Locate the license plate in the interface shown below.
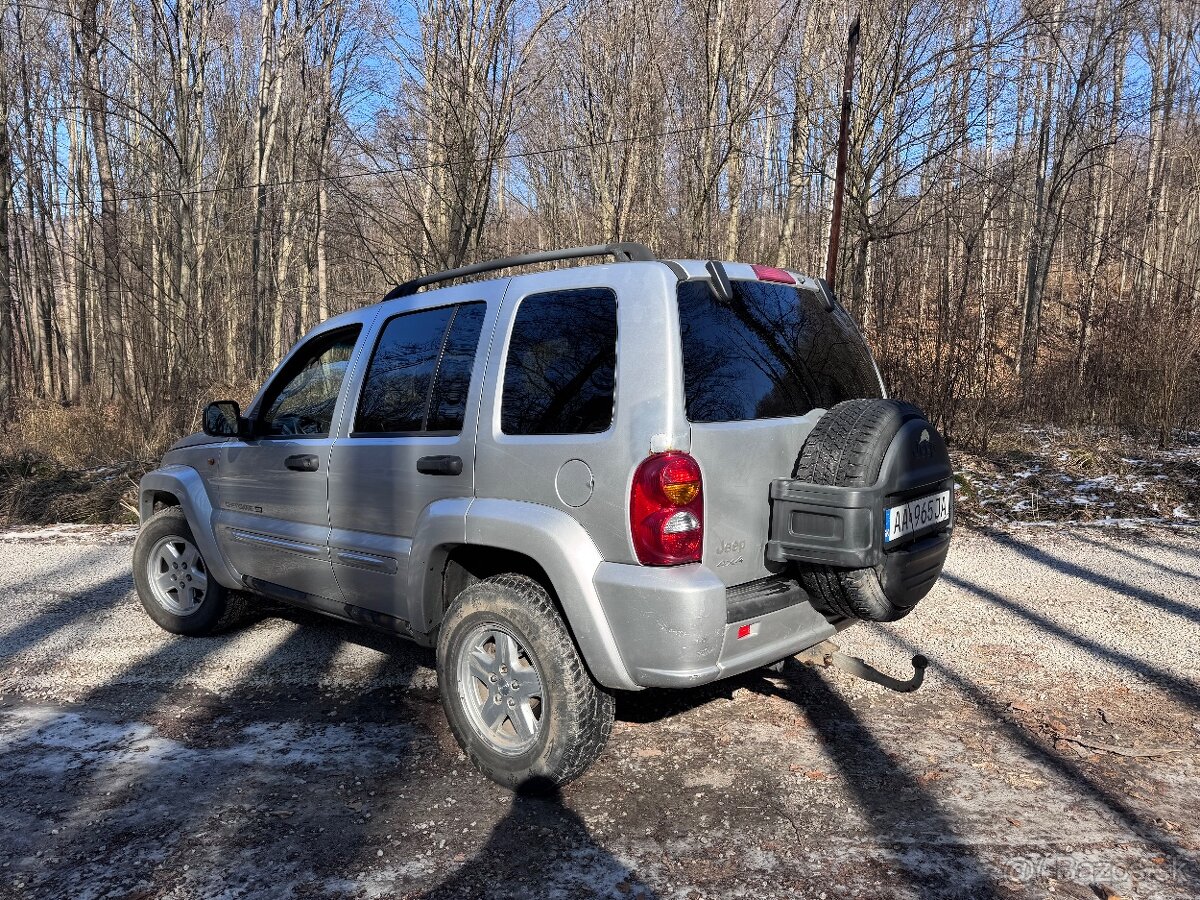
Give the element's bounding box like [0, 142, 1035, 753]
[884, 490, 951, 544]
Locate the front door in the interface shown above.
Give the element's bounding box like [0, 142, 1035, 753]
[211, 325, 362, 600]
[326, 292, 493, 625]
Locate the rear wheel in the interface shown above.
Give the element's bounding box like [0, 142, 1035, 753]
[133, 507, 243, 636]
[437, 574, 614, 791]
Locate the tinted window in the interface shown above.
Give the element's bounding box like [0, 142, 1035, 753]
[678, 280, 881, 423]
[428, 303, 487, 432]
[501, 288, 617, 435]
[261, 328, 360, 436]
[355, 302, 485, 434]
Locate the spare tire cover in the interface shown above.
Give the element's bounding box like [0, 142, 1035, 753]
[793, 398, 952, 623]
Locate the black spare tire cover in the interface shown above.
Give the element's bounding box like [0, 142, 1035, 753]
[792, 398, 953, 623]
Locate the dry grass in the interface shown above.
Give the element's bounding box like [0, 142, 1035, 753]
[15, 400, 194, 469]
[0, 385, 255, 527]
[3, 407, 1198, 530]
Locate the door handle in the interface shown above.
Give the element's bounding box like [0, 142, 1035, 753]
[416, 455, 463, 476]
[285, 454, 320, 472]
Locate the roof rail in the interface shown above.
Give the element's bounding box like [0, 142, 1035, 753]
[382, 242, 656, 300]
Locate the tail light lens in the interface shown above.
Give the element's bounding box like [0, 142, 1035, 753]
[630, 451, 704, 565]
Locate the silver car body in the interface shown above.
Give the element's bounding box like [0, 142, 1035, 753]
[141, 259, 875, 691]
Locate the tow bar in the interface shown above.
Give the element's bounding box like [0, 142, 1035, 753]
[794, 642, 928, 693]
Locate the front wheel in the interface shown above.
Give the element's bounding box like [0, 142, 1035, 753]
[436, 574, 614, 791]
[133, 507, 242, 636]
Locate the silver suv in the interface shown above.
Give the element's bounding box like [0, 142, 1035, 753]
[134, 243, 954, 789]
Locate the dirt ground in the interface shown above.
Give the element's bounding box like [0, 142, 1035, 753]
[0, 525, 1197, 899]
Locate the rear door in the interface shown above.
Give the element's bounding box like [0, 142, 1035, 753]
[211, 325, 363, 599]
[325, 286, 497, 623]
[676, 273, 884, 587]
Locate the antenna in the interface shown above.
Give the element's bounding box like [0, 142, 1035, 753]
[825, 15, 861, 288]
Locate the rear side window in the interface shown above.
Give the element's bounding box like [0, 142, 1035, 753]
[355, 302, 486, 435]
[428, 303, 487, 431]
[501, 288, 617, 435]
[677, 280, 882, 423]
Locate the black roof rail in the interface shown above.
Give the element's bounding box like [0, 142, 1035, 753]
[382, 242, 657, 301]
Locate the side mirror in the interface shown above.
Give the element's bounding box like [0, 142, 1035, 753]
[203, 400, 247, 438]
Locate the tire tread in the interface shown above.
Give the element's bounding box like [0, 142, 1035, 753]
[437, 574, 614, 789]
[793, 399, 924, 623]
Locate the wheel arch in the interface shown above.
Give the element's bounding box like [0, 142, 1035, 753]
[414, 498, 639, 691]
[138, 466, 240, 590]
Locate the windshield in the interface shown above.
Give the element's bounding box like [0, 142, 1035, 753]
[677, 279, 882, 424]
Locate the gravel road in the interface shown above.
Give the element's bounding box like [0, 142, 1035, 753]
[1, 525, 1198, 899]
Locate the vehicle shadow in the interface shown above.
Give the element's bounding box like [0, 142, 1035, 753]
[417, 783, 658, 900]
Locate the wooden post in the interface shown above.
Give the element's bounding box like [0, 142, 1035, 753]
[825, 16, 860, 287]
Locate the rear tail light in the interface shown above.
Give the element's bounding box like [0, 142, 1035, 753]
[630, 452, 704, 565]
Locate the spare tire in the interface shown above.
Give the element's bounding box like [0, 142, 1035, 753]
[790, 398, 952, 623]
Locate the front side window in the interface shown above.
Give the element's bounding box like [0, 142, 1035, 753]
[501, 288, 617, 435]
[355, 302, 486, 435]
[260, 327, 361, 436]
[677, 280, 882, 423]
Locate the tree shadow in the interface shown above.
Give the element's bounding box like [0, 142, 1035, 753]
[942, 572, 1200, 710]
[885, 633, 1200, 888]
[748, 661, 1005, 899]
[0, 598, 429, 897]
[1070, 531, 1200, 585]
[0, 571, 132, 663]
[986, 531, 1200, 626]
[418, 783, 658, 900]
[614, 661, 1003, 898]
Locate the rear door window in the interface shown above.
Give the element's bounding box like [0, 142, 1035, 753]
[677, 280, 881, 423]
[355, 302, 486, 435]
[501, 288, 617, 435]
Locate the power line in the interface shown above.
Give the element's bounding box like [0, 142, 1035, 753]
[41, 108, 829, 211]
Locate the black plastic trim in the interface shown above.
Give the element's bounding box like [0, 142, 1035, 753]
[704, 260, 734, 303]
[243, 576, 413, 636]
[725, 575, 809, 624]
[765, 418, 955, 569]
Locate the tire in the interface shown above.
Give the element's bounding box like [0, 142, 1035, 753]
[437, 574, 615, 791]
[133, 507, 244, 636]
[793, 399, 928, 623]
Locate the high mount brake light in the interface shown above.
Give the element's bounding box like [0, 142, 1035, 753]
[751, 264, 796, 284]
[630, 451, 704, 566]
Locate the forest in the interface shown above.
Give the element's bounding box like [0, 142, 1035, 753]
[0, 0, 1198, 467]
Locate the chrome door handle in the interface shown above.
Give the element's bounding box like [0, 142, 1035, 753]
[285, 454, 320, 472]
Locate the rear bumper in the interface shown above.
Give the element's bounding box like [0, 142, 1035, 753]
[593, 562, 844, 689]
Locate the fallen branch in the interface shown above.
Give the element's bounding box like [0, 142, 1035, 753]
[1057, 733, 1190, 758]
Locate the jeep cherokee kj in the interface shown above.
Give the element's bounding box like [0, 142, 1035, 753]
[134, 243, 954, 789]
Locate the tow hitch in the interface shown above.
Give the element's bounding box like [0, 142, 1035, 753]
[795, 642, 928, 693]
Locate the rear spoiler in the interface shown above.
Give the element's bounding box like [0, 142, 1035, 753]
[665, 259, 837, 312]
